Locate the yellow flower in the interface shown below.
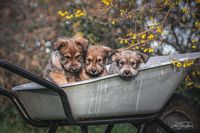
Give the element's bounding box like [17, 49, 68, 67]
[183, 62, 187, 68]
[191, 39, 197, 43]
[182, 60, 194, 68]
[187, 60, 194, 66]
[143, 48, 148, 53]
[149, 26, 155, 29]
[148, 48, 154, 53]
[182, 7, 189, 14]
[185, 75, 190, 80]
[132, 34, 137, 39]
[176, 62, 182, 67]
[124, 40, 128, 44]
[135, 46, 139, 50]
[74, 9, 86, 17]
[58, 10, 68, 17]
[150, 16, 154, 21]
[172, 59, 194, 68]
[156, 26, 162, 33]
[65, 14, 74, 20]
[147, 34, 154, 40]
[192, 45, 197, 49]
[187, 81, 193, 86]
[101, 0, 112, 6]
[120, 10, 125, 16]
[58, 9, 86, 20]
[140, 40, 145, 43]
[171, 60, 182, 67]
[163, 0, 170, 6]
[126, 32, 132, 36]
[141, 34, 146, 39]
[195, 21, 200, 29]
[119, 39, 124, 44]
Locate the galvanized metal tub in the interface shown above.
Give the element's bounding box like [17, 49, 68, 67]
[12, 52, 200, 120]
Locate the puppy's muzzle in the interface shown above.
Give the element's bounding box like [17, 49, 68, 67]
[70, 65, 80, 73]
[121, 69, 138, 80]
[122, 70, 132, 77]
[89, 68, 99, 76]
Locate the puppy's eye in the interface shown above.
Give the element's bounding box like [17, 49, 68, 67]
[64, 55, 71, 59]
[130, 62, 136, 66]
[119, 61, 124, 66]
[61, 57, 68, 64]
[75, 55, 81, 60]
[86, 59, 91, 63]
[97, 59, 103, 63]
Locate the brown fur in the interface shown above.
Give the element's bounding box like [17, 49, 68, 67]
[43, 37, 88, 85]
[109, 50, 148, 79]
[79, 45, 112, 80]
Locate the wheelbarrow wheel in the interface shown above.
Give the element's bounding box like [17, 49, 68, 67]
[145, 94, 200, 133]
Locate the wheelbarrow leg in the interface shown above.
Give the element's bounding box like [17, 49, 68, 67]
[137, 123, 147, 133]
[80, 126, 88, 133]
[104, 124, 114, 133]
[48, 122, 58, 133]
[155, 119, 175, 133]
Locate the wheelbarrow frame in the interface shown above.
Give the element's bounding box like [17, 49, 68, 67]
[0, 59, 198, 133]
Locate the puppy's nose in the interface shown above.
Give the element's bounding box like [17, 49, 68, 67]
[124, 70, 130, 75]
[91, 68, 97, 73]
[71, 66, 78, 72]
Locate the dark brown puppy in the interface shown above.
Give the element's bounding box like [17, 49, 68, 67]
[79, 45, 112, 80]
[43, 37, 88, 84]
[109, 50, 148, 79]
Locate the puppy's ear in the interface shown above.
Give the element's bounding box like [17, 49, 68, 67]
[75, 38, 89, 52]
[136, 51, 149, 63]
[102, 46, 112, 53]
[111, 51, 121, 62]
[50, 51, 63, 70]
[54, 39, 67, 50]
[102, 46, 113, 64]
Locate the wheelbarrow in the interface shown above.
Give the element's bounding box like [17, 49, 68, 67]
[0, 52, 200, 133]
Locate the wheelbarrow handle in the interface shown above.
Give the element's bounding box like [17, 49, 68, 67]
[0, 59, 62, 92]
[0, 86, 51, 127]
[0, 59, 75, 124]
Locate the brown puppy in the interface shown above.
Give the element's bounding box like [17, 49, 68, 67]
[43, 37, 88, 84]
[79, 45, 112, 80]
[109, 50, 148, 79]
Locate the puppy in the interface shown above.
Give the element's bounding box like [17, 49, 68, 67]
[109, 50, 148, 79]
[43, 37, 88, 84]
[79, 45, 112, 80]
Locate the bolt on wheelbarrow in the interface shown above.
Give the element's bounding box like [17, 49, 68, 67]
[0, 52, 200, 133]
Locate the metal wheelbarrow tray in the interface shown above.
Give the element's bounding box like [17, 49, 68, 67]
[0, 52, 200, 133]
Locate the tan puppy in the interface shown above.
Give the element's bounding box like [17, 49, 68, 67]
[79, 45, 112, 80]
[109, 50, 148, 79]
[43, 37, 88, 84]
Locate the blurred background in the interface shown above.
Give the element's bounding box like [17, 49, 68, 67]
[0, 0, 199, 132]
